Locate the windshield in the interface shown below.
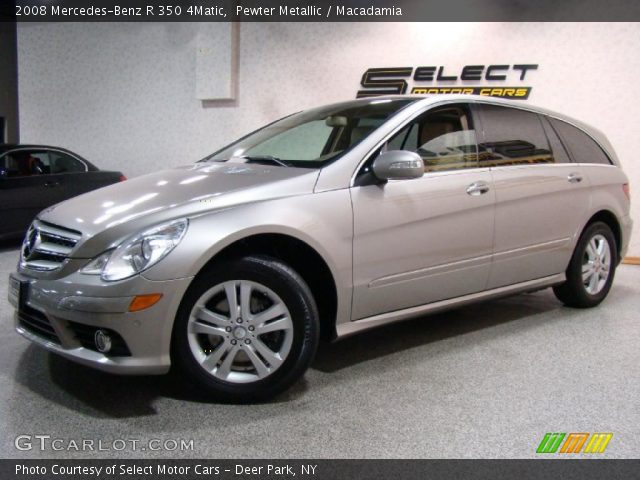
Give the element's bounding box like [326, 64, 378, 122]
[202, 98, 416, 168]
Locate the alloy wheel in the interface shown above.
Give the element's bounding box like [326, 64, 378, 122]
[582, 233, 611, 295]
[187, 280, 294, 383]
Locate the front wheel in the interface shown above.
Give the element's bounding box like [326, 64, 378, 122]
[553, 222, 618, 308]
[172, 255, 319, 403]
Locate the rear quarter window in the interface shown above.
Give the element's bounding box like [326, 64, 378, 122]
[549, 118, 612, 165]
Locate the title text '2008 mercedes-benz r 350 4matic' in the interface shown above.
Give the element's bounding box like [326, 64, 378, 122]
[9, 96, 632, 402]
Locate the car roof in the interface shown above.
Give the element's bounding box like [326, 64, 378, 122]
[0, 144, 79, 153]
[304, 96, 419, 112]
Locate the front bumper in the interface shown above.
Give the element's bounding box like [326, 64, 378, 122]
[9, 269, 193, 375]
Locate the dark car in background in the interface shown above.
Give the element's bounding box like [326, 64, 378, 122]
[0, 145, 125, 240]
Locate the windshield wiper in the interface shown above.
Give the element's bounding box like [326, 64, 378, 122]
[240, 155, 290, 167]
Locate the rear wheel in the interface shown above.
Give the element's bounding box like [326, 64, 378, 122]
[553, 222, 617, 308]
[172, 255, 319, 403]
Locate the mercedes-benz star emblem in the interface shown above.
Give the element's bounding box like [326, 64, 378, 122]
[22, 228, 40, 261]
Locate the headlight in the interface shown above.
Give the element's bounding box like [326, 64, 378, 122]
[81, 219, 188, 281]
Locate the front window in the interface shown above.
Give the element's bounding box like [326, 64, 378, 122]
[0, 150, 50, 177]
[385, 104, 479, 172]
[202, 99, 416, 168]
[356, 104, 479, 181]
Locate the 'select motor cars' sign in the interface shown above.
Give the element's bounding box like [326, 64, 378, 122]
[356, 64, 538, 99]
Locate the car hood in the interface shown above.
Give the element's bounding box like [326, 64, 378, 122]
[38, 162, 320, 258]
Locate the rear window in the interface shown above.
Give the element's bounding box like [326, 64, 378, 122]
[549, 118, 612, 165]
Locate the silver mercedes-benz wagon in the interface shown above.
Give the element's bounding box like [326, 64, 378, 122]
[9, 95, 632, 401]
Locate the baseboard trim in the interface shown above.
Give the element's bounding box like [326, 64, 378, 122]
[623, 256, 640, 265]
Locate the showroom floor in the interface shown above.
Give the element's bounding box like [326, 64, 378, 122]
[1, 243, 638, 459]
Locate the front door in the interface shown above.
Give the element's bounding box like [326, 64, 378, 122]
[350, 104, 495, 320]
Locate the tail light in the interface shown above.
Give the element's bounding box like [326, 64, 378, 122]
[623, 183, 630, 201]
[119, 175, 127, 182]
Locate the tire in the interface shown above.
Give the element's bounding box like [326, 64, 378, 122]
[553, 221, 618, 308]
[171, 255, 319, 403]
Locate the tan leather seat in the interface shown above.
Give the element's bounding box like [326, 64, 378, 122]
[419, 121, 455, 147]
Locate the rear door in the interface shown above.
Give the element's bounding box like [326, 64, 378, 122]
[350, 103, 495, 320]
[46, 149, 95, 198]
[475, 104, 591, 288]
[48, 149, 123, 199]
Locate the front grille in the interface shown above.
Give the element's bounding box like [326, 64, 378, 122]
[18, 305, 60, 344]
[21, 220, 82, 271]
[67, 321, 132, 357]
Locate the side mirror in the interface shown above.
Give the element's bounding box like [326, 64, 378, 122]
[372, 150, 424, 181]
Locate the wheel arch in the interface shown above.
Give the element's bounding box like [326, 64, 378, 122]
[191, 233, 339, 341]
[583, 210, 622, 263]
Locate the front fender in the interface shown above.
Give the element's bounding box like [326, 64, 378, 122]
[142, 189, 354, 325]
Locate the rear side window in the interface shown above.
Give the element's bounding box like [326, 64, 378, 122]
[476, 104, 554, 166]
[49, 151, 86, 173]
[548, 118, 612, 165]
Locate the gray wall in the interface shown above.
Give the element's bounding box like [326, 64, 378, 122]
[0, 22, 19, 143]
[16, 22, 640, 255]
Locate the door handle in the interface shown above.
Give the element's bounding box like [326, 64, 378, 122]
[44, 181, 60, 188]
[466, 181, 490, 196]
[567, 173, 583, 183]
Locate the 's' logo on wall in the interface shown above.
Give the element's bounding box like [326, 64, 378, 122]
[536, 432, 613, 454]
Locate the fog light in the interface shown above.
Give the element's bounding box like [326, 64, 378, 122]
[94, 330, 112, 353]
